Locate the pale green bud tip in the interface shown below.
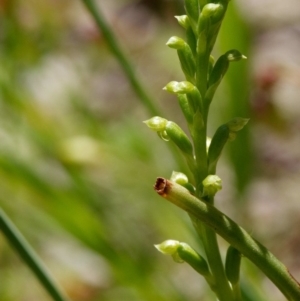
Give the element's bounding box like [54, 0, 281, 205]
[174, 15, 189, 29]
[226, 50, 247, 62]
[203, 175, 222, 197]
[154, 240, 180, 255]
[166, 36, 186, 49]
[227, 118, 249, 132]
[202, 3, 222, 17]
[170, 171, 189, 185]
[163, 81, 195, 94]
[143, 116, 168, 132]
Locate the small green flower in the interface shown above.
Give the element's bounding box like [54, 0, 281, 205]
[174, 15, 190, 29]
[163, 81, 195, 94]
[227, 50, 247, 62]
[201, 3, 224, 23]
[202, 175, 222, 197]
[154, 240, 180, 255]
[170, 171, 189, 186]
[166, 36, 186, 50]
[143, 116, 168, 132]
[227, 117, 249, 132]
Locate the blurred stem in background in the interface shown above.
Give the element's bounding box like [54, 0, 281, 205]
[81, 0, 188, 174]
[0, 208, 71, 301]
[81, 0, 160, 117]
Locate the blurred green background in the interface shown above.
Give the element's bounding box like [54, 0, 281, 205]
[1, 1, 300, 300]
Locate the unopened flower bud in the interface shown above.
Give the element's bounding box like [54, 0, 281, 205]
[166, 36, 186, 50]
[227, 50, 247, 62]
[177, 94, 193, 127]
[227, 118, 249, 132]
[154, 240, 180, 255]
[143, 116, 168, 132]
[174, 15, 190, 29]
[170, 171, 189, 186]
[163, 81, 195, 94]
[201, 3, 223, 22]
[202, 175, 222, 197]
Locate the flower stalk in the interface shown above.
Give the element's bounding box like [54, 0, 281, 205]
[154, 178, 300, 301]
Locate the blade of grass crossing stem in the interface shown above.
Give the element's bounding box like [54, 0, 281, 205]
[81, 0, 188, 173]
[81, 0, 160, 117]
[0, 208, 71, 301]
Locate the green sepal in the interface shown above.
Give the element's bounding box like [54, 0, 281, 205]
[177, 94, 193, 128]
[205, 49, 246, 105]
[186, 85, 202, 113]
[208, 49, 246, 87]
[186, 26, 197, 56]
[208, 118, 249, 174]
[166, 37, 196, 83]
[177, 47, 196, 83]
[177, 242, 211, 277]
[225, 246, 242, 286]
[184, 0, 199, 34]
[207, 124, 230, 174]
[165, 121, 194, 157]
[164, 81, 202, 113]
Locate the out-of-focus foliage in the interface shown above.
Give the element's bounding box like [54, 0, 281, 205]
[0, 1, 300, 301]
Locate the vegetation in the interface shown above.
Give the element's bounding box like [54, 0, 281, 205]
[0, 1, 299, 301]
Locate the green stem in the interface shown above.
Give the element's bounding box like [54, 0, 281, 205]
[154, 179, 300, 301]
[202, 225, 233, 300]
[81, 0, 160, 117]
[0, 208, 71, 301]
[191, 201, 233, 301]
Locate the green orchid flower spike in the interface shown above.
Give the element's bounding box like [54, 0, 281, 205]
[142, 0, 300, 300]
